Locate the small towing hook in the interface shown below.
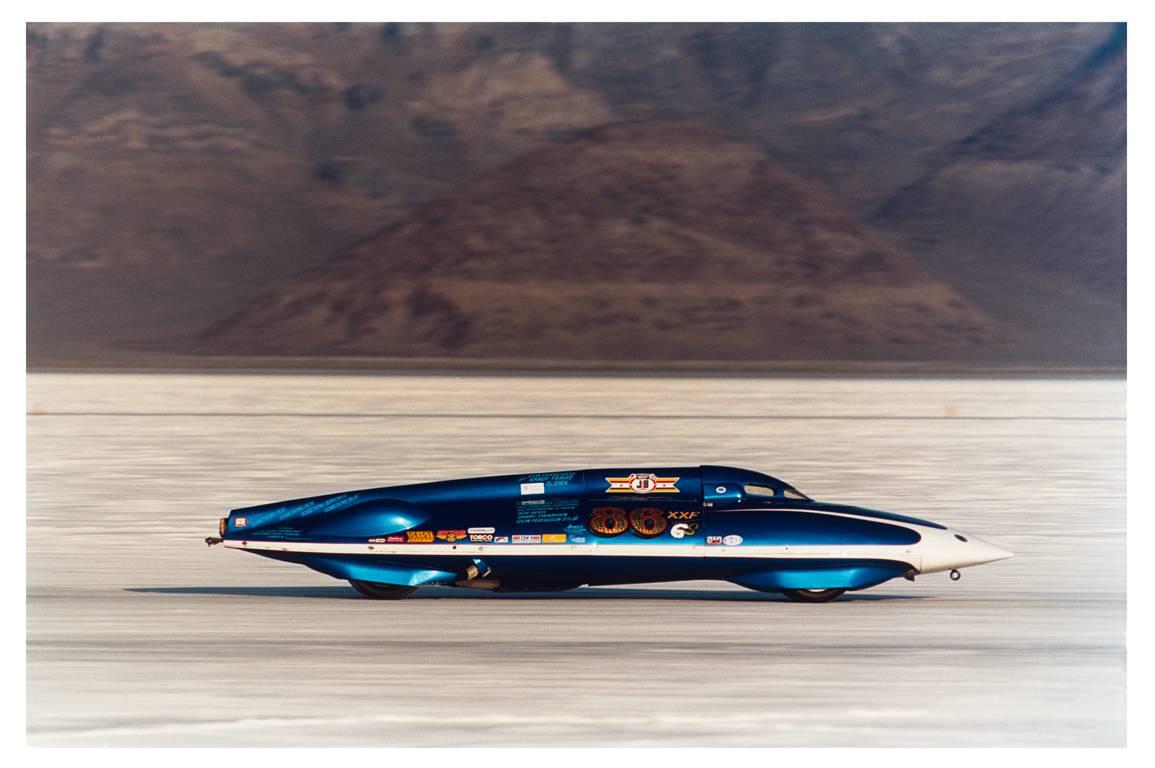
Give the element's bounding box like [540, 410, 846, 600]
[205, 537, 223, 547]
[949, 568, 961, 581]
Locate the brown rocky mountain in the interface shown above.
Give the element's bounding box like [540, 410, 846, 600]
[203, 122, 995, 362]
[873, 25, 1126, 365]
[26, 22, 1124, 368]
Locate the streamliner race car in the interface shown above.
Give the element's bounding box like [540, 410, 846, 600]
[206, 465, 1012, 602]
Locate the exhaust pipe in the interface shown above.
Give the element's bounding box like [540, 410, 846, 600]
[455, 557, 499, 589]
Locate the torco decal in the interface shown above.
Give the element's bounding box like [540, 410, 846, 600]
[469, 533, 494, 543]
[589, 507, 669, 539]
[670, 522, 699, 539]
[606, 473, 680, 494]
[407, 530, 434, 543]
[542, 533, 566, 544]
[437, 530, 467, 542]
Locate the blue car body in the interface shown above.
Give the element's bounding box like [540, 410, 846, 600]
[212, 465, 1012, 601]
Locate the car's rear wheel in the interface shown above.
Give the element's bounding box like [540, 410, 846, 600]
[348, 579, 417, 600]
[781, 588, 846, 603]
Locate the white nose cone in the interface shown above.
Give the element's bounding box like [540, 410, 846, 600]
[919, 529, 1014, 574]
[963, 536, 1015, 566]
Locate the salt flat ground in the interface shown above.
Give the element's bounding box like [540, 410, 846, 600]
[26, 373, 1125, 746]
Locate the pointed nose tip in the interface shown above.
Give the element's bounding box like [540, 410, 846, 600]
[989, 545, 1014, 562]
[973, 539, 1015, 565]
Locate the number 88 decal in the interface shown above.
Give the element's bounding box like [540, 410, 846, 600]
[589, 507, 628, 536]
[589, 507, 668, 538]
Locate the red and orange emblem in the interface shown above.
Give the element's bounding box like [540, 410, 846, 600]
[605, 473, 679, 494]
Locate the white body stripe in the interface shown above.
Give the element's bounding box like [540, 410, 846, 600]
[223, 538, 921, 567]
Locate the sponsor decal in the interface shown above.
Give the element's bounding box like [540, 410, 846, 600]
[715, 486, 727, 494]
[667, 510, 700, 521]
[244, 493, 359, 532]
[493, 536, 510, 544]
[670, 522, 699, 539]
[589, 506, 668, 538]
[516, 498, 579, 525]
[518, 472, 577, 488]
[520, 481, 546, 495]
[722, 534, 744, 546]
[386, 535, 406, 544]
[234, 517, 247, 528]
[606, 473, 680, 494]
[512, 534, 541, 544]
[407, 530, 434, 543]
[469, 533, 494, 543]
[542, 533, 566, 544]
[437, 530, 467, 542]
[368, 538, 387, 544]
[468, 527, 495, 535]
[706, 536, 723, 545]
[570, 536, 588, 544]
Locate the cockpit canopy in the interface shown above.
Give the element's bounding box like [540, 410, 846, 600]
[744, 483, 812, 501]
[700, 465, 811, 504]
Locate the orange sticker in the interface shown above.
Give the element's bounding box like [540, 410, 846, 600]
[630, 507, 668, 538]
[590, 507, 629, 536]
[667, 510, 699, 520]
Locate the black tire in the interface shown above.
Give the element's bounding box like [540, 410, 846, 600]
[348, 579, 417, 600]
[781, 588, 847, 603]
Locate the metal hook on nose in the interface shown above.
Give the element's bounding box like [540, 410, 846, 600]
[949, 569, 961, 581]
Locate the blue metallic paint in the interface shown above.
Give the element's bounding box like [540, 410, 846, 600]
[221, 466, 938, 595]
[729, 561, 911, 592]
[292, 554, 458, 587]
[703, 510, 921, 546]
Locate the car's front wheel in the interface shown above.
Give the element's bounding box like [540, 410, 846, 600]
[781, 588, 846, 603]
[348, 579, 417, 600]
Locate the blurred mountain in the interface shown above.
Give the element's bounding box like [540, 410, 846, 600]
[203, 122, 995, 361]
[26, 22, 1125, 368]
[871, 27, 1126, 366]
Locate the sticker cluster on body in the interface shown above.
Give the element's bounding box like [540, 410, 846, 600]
[362, 506, 738, 546]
